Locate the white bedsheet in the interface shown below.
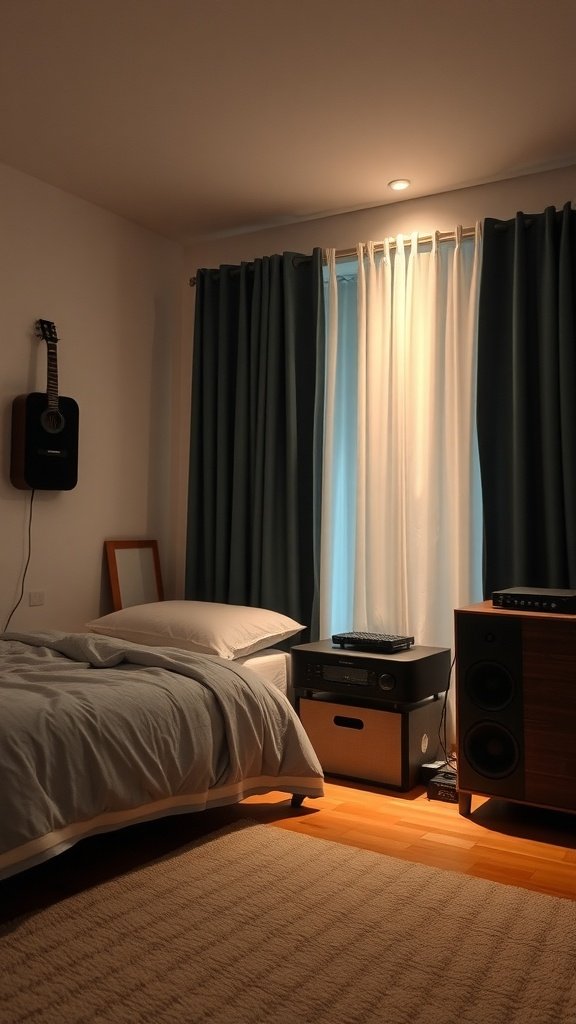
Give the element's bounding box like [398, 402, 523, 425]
[236, 648, 291, 697]
[0, 631, 323, 879]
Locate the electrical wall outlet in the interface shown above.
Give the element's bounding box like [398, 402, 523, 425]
[28, 591, 45, 607]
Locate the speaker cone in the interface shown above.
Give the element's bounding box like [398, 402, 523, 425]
[463, 722, 520, 779]
[465, 661, 515, 711]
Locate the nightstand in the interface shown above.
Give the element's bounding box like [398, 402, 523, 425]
[291, 640, 451, 791]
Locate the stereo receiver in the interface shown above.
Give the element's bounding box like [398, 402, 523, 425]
[291, 640, 451, 706]
[492, 587, 576, 614]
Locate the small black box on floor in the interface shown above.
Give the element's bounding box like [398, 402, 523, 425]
[427, 769, 458, 803]
[420, 760, 449, 784]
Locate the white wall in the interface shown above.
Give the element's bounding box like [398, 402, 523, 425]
[0, 162, 185, 632]
[185, 165, 576, 269]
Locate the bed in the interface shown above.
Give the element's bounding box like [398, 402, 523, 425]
[0, 601, 324, 881]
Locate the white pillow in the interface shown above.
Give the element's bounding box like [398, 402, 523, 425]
[85, 600, 304, 660]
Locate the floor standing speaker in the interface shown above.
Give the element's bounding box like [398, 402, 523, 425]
[455, 602, 576, 816]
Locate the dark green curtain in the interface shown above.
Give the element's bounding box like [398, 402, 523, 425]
[185, 249, 325, 641]
[477, 203, 576, 596]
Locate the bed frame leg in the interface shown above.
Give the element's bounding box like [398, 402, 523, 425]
[291, 794, 305, 808]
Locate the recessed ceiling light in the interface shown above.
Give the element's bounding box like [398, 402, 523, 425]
[388, 179, 411, 191]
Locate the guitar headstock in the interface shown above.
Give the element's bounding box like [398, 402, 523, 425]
[35, 319, 59, 344]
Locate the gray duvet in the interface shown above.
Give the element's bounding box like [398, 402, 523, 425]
[0, 631, 324, 879]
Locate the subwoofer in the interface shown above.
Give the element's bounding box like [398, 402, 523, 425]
[455, 603, 576, 816]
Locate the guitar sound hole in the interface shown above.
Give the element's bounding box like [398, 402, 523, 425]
[41, 408, 65, 434]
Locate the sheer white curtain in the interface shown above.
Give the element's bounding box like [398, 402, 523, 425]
[321, 226, 483, 664]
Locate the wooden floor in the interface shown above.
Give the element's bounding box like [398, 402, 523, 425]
[2, 776, 575, 924]
[234, 777, 576, 901]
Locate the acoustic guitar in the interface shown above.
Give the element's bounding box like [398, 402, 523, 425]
[10, 319, 79, 490]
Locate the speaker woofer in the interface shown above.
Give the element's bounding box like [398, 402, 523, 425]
[465, 661, 515, 711]
[463, 722, 520, 779]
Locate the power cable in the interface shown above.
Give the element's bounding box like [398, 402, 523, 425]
[3, 489, 36, 632]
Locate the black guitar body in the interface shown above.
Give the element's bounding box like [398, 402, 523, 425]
[11, 391, 79, 490]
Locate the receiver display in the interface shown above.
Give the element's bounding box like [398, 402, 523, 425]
[323, 665, 369, 684]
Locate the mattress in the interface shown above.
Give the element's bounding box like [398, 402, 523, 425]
[236, 648, 292, 698]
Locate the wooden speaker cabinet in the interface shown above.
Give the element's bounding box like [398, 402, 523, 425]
[455, 601, 576, 816]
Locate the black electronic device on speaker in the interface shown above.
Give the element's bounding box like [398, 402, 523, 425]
[455, 602, 576, 817]
[10, 319, 79, 491]
[492, 586, 576, 614]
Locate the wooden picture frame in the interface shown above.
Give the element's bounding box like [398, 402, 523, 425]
[104, 539, 164, 611]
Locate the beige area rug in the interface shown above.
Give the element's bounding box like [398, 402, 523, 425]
[1, 821, 576, 1024]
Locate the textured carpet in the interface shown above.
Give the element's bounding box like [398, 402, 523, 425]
[1, 821, 576, 1024]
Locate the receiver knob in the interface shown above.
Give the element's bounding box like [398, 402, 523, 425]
[378, 673, 395, 692]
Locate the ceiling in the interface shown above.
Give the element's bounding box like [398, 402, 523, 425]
[1, 0, 576, 245]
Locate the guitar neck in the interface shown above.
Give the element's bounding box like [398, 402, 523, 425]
[45, 340, 59, 409]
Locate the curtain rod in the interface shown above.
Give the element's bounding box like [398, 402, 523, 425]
[332, 225, 476, 262]
[188, 226, 477, 285]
